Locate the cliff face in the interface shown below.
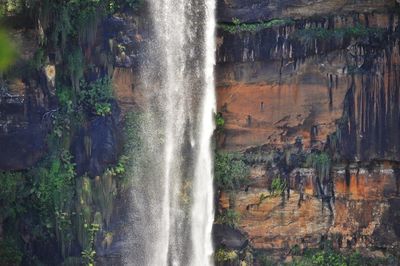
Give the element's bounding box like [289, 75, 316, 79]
[214, 0, 400, 263]
[1, 0, 400, 265]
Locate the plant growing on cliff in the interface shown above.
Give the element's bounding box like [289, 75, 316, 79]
[270, 177, 286, 196]
[215, 112, 225, 132]
[214, 152, 250, 190]
[290, 24, 386, 46]
[215, 248, 239, 264]
[306, 152, 331, 180]
[66, 48, 84, 90]
[81, 223, 100, 266]
[79, 77, 113, 116]
[215, 209, 241, 228]
[0, 237, 23, 266]
[94, 102, 112, 116]
[0, 171, 26, 223]
[219, 18, 294, 34]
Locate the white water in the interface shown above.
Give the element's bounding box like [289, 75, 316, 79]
[124, 0, 216, 265]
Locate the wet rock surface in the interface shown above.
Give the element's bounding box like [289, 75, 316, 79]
[0, 0, 400, 264]
[215, 0, 400, 262]
[72, 101, 121, 177]
[217, 0, 393, 22]
[218, 167, 400, 253]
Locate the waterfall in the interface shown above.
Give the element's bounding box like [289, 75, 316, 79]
[124, 0, 216, 265]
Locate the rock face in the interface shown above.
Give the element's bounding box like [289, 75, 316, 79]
[1, 1, 400, 264]
[216, 10, 399, 154]
[217, 0, 393, 22]
[220, 167, 400, 252]
[0, 29, 51, 170]
[215, 0, 400, 261]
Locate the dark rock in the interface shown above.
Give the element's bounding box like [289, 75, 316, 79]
[0, 80, 51, 170]
[72, 101, 121, 177]
[0, 126, 46, 170]
[216, 0, 393, 22]
[213, 224, 249, 250]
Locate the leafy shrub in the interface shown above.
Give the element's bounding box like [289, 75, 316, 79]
[94, 102, 112, 116]
[289, 246, 399, 266]
[215, 152, 250, 190]
[311, 250, 346, 266]
[79, 78, 113, 116]
[215, 248, 239, 264]
[57, 85, 74, 110]
[34, 151, 75, 218]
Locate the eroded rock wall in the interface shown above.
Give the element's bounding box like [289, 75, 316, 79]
[215, 0, 400, 262]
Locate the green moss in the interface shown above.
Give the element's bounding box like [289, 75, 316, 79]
[0, 30, 17, 71]
[219, 18, 295, 34]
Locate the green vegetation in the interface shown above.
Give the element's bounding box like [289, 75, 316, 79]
[0, 238, 23, 266]
[291, 24, 386, 45]
[81, 223, 100, 266]
[255, 244, 399, 266]
[0, 0, 25, 15]
[215, 209, 241, 228]
[0, 1, 144, 264]
[66, 48, 84, 90]
[30, 48, 46, 71]
[214, 152, 250, 190]
[0, 151, 77, 263]
[79, 78, 113, 116]
[306, 152, 331, 180]
[215, 248, 239, 264]
[215, 112, 225, 132]
[0, 30, 16, 71]
[219, 18, 294, 34]
[259, 255, 275, 266]
[0, 171, 26, 224]
[271, 177, 286, 196]
[289, 249, 397, 266]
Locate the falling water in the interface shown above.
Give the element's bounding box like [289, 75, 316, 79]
[124, 0, 216, 265]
